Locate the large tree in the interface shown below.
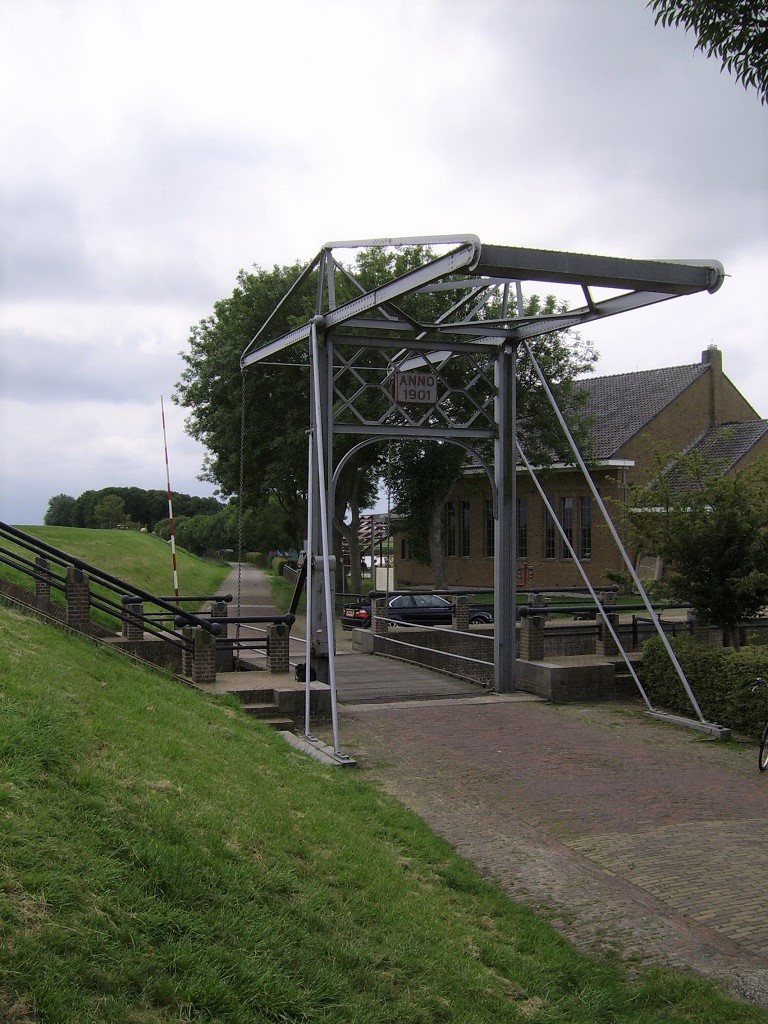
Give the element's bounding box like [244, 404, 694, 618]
[385, 293, 598, 588]
[648, 0, 768, 103]
[43, 493, 76, 526]
[627, 447, 768, 644]
[175, 262, 380, 589]
[176, 262, 314, 538]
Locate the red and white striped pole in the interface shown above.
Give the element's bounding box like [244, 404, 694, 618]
[160, 396, 180, 600]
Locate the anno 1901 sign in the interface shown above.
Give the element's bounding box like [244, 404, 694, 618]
[393, 370, 438, 405]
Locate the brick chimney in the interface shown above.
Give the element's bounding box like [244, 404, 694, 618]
[701, 345, 723, 426]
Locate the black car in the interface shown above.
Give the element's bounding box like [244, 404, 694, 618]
[341, 592, 493, 629]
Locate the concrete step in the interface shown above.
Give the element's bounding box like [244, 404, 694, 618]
[239, 701, 295, 731]
[225, 688, 279, 704]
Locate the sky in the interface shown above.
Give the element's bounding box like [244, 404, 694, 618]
[1, 0, 766, 525]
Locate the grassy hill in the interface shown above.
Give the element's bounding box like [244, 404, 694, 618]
[0, 603, 763, 1023]
[5, 526, 230, 598]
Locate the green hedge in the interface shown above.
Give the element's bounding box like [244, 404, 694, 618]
[642, 635, 768, 737]
[243, 551, 270, 569]
[270, 556, 294, 577]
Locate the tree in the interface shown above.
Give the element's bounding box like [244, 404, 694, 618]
[175, 262, 382, 583]
[44, 493, 76, 526]
[58, 487, 223, 532]
[648, 0, 768, 103]
[176, 263, 316, 540]
[93, 495, 132, 530]
[627, 448, 768, 644]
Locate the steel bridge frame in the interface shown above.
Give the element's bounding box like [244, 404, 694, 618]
[241, 235, 724, 753]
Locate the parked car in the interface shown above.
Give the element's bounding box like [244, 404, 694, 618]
[341, 592, 493, 630]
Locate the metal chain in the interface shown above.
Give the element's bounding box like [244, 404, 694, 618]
[235, 372, 247, 650]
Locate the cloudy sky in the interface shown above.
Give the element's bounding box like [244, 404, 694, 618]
[1, 0, 766, 525]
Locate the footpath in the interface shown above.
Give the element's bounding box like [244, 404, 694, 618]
[222, 564, 768, 1010]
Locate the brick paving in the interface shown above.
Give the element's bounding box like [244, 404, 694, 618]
[333, 697, 768, 1009]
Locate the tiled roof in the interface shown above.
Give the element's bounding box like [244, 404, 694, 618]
[574, 362, 708, 459]
[678, 421, 768, 475]
[464, 358, 767, 475]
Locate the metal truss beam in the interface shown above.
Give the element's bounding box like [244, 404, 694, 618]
[472, 245, 724, 296]
[241, 240, 479, 367]
[333, 423, 497, 439]
[240, 238, 724, 369]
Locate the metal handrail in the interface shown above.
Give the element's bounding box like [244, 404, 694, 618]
[0, 522, 219, 635]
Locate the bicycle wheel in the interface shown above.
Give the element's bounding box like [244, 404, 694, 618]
[759, 723, 768, 772]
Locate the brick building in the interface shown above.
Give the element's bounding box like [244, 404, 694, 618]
[393, 346, 768, 590]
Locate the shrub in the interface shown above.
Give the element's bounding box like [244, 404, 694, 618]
[244, 551, 269, 568]
[642, 635, 768, 736]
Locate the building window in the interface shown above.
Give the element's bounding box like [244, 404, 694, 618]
[400, 536, 411, 561]
[516, 497, 528, 559]
[561, 497, 573, 558]
[580, 495, 592, 559]
[444, 501, 456, 557]
[460, 500, 471, 557]
[544, 502, 556, 559]
[484, 499, 494, 557]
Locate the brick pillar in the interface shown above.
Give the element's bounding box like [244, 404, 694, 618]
[453, 595, 470, 632]
[266, 623, 290, 673]
[372, 597, 388, 636]
[687, 610, 712, 644]
[65, 566, 90, 631]
[191, 626, 217, 685]
[211, 600, 233, 671]
[181, 626, 195, 678]
[597, 593, 619, 656]
[34, 557, 52, 612]
[122, 601, 144, 640]
[519, 593, 546, 661]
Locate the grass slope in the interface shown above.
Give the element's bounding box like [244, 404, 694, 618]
[1, 605, 764, 1023]
[10, 526, 230, 599]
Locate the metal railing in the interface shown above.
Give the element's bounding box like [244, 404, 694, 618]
[0, 522, 300, 673]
